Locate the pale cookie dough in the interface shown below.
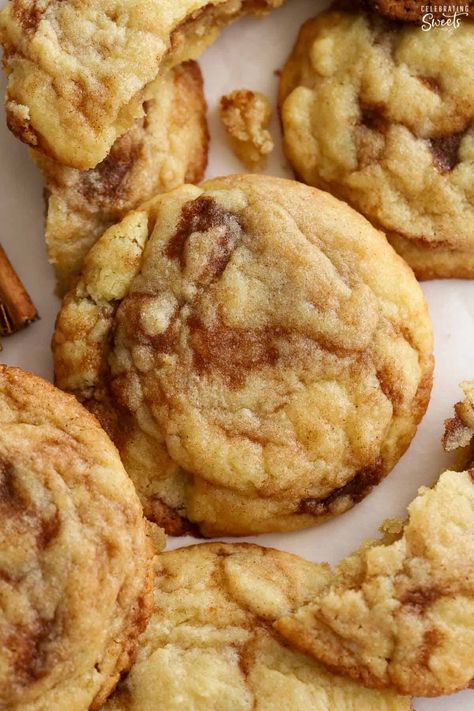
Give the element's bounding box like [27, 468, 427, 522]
[102, 543, 412, 711]
[0, 365, 158, 711]
[275, 469, 474, 697]
[279, 9, 474, 279]
[53, 174, 433, 536]
[220, 90, 274, 170]
[33, 61, 208, 294]
[0, 0, 285, 169]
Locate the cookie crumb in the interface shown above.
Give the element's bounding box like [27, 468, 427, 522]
[219, 90, 274, 170]
[443, 381, 474, 469]
[145, 521, 167, 553]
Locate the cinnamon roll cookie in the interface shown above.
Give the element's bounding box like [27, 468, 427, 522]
[33, 61, 208, 294]
[275, 468, 474, 697]
[279, 9, 474, 278]
[103, 543, 411, 711]
[0, 365, 158, 711]
[53, 174, 433, 536]
[0, 0, 285, 170]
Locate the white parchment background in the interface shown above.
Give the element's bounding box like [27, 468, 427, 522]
[0, 1, 473, 708]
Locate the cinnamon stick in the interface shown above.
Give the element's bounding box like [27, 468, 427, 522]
[0, 244, 38, 337]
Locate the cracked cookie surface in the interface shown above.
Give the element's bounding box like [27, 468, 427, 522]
[53, 174, 433, 536]
[103, 542, 411, 711]
[0, 0, 284, 169]
[0, 366, 157, 711]
[275, 469, 474, 697]
[279, 9, 474, 279]
[33, 61, 208, 294]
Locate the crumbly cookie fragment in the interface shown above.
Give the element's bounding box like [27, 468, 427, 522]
[443, 380, 474, 451]
[103, 543, 411, 711]
[33, 61, 208, 293]
[0, 0, 285, 169]
[275, 469, 474, 697]
[0, 366, 157, 711]
[442, 380, 474, 472]
[53, 175, 433, 536]
[279, 9, 474, 279]
[220, 90, 274, 169]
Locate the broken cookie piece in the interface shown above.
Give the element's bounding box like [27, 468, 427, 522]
[220, 90, 274, 170]
[103, 543, 411, 711]
[33, 62, 209, 294]
[0, 0, 285, 169]
[275, 468, 474, 697]
[443, 381, 474, 469]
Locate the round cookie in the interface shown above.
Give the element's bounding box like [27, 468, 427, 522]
[0, 0, 285, 169]
[0, 366, 158, 711]
[279, 9, 474, 279]
[103, 542, 412, 711]
[276, 469, 474, 697]
[53, 174, 433, 536]
[33, 61, 209, 294]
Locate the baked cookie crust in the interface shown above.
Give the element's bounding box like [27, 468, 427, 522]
[279, 9, 474, 279]
[103, 542, 411, 711]
[0, 0, 285, 169]
[53, 174, 433, 536]
[33, 61, 208, 294]
[276, 469, 474, 697]
[0, 366, 158, 710]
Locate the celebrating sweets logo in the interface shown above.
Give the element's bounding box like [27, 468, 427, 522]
[421, 4, 469, 29]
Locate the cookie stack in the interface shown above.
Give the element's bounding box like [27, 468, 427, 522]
[0, 1, 472, 709]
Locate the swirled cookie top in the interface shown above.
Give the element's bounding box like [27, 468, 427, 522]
[276, 469, 474, 697]
[54, 175, 433, 523]
[35, 61, 208, 292]
[104, 542, 411, 711]
[0, 0, 283, 169]
[0, 366, 154, 711]
[279, 10, 474, 262]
